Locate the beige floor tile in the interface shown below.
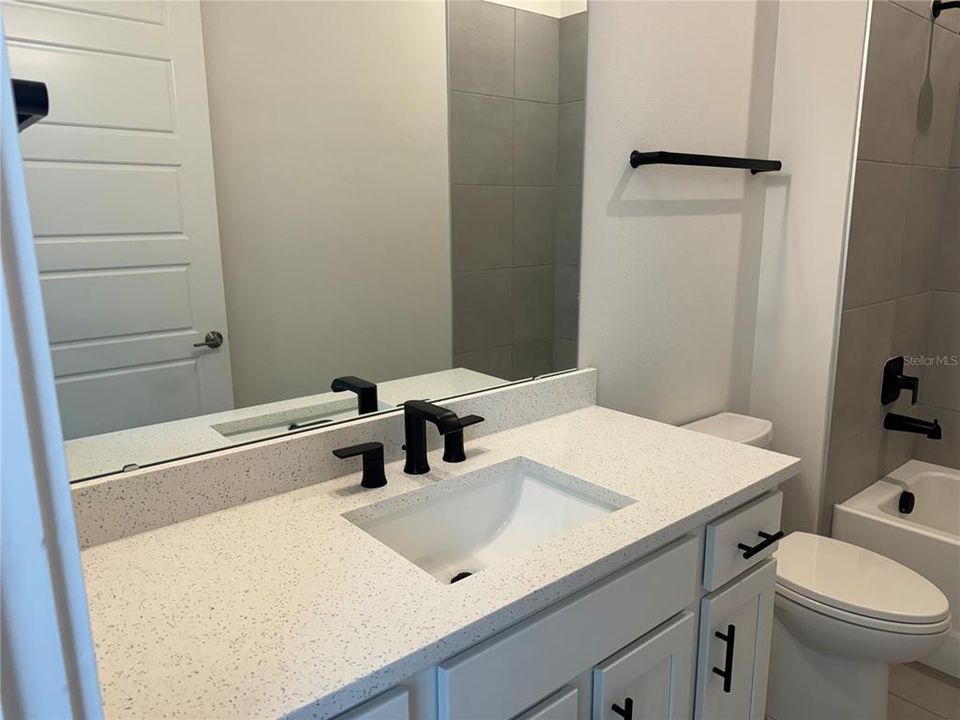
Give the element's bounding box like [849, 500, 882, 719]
[890, 663, 960, 720]
[889, 693, 946, 720]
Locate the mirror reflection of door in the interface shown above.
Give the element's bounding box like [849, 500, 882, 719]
[9, 1, 233, 439]
[6, 0, 586, 480]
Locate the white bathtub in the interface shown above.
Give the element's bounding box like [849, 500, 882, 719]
[833, 460, 960, 678]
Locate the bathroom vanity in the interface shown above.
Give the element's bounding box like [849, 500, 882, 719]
[76, 372, 799, 719]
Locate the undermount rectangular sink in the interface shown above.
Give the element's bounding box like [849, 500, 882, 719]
[344, 457, 634, 583]
[212, 398, 393, 442]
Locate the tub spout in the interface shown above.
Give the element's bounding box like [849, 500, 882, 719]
[883, 412, 942, 440]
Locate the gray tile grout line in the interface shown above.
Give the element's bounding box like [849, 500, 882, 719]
[448, 88, 574, 107]
[451, 184, 582, 189]
[842, 288, 955, 314]
[452, 263, 577, 274]
[857, 158, 960, 172]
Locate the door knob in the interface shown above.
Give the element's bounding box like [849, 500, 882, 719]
[193, 331, 224, 349]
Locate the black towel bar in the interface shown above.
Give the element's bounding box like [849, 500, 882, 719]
[933, 0, 960, 18]
[629, 149, 782, 174]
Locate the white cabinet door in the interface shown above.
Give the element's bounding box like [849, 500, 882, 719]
[335, 688, 409, 720]
[438, 538, 698, 720]
[514, 686, 579, 720]
[592, 612, 696, 720]
[694, 560, 775, 720]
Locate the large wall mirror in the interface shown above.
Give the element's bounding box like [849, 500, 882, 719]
[6, 0, 587, 481]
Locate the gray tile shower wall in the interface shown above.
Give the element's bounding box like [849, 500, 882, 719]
[449, 1, 585, 381]
[822, 0, 960, 531]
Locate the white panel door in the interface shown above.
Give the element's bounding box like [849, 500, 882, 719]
[4, 0, 233, 439]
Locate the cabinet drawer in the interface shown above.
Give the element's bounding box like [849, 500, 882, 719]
[592, 612, 695, 720]
[514, 687, 578, 720]
[334, 688, 409, 720]
[703, 492, 782, 591]
[438, 536, 699, 720]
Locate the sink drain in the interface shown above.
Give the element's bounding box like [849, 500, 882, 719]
[450, 571, 473, 584]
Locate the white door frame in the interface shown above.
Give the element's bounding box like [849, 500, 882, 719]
[1, 20, 102, 718]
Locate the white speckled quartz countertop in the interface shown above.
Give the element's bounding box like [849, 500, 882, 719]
[80, 405, 799, 719]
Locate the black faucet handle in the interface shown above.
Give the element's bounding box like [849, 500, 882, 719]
[332, 442, 387, 488]
[902, 374, 919, 405]
[331, 376, 379, 414]
[442, 414, 485, 464]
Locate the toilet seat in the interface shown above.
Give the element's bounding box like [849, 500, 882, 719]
[774, 532, 950, 627]
[775, 582, 952, 635]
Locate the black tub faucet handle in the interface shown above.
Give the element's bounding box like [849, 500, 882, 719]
[881, 357, 919, 406]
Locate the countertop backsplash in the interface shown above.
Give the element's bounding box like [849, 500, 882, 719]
[72, 369, 597, 548]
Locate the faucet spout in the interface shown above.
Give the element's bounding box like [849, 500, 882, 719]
[883, 412, 942, 440]
[331, 376, 379, 414]
[403, 400, 462, 474]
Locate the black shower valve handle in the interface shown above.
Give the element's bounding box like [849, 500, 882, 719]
[881, 356, 920, 406]
[902, 374, 919, 405]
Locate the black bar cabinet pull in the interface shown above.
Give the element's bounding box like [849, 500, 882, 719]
[737, 530, 785, 559]
[629, 149, 782, 174]
[611, 697, 634, 720]
[712, 624, 736, 693]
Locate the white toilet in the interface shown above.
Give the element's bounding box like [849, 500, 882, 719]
[767, 532, 950, 719]
[684, 413, 953, 720]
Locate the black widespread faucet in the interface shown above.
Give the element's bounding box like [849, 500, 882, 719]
[884, 413, 942, 440]
[331, 376, 379, 414]
[403, 400, 462, 474]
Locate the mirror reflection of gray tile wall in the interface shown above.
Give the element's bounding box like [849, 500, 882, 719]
[822, 0, 960, 530]
[448, 0, 586, 381]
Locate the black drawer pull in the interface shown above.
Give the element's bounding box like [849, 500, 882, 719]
[712, 624, 736, 693]
[737, 530, 784, 560]
[611, 697, 634, 720]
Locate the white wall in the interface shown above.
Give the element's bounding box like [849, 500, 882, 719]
[578, 0, 868, 534]
[200, 1, 452, 407]
[750, 1, 869, 532]
[578, 0, 778, 425]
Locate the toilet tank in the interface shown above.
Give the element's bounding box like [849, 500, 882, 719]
[682, 412, 774, 448]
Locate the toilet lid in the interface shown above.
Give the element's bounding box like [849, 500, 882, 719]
[774, 533, 950, 624]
